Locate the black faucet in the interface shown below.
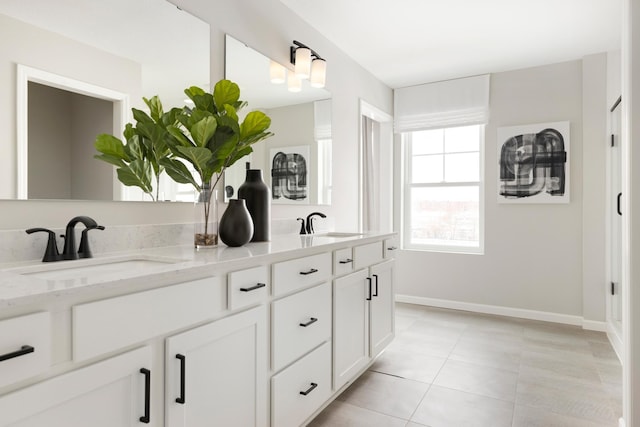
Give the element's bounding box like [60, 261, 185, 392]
[62, 216, 100, 260]
[25, 228, 61, 262]
[305, 212, 326, 234]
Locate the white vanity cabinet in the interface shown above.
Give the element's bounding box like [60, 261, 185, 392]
[0, 232, 396, 427]
[0, 346, 153, 427]
[333, 241, 395, 391]
[165, 305, 267, 427]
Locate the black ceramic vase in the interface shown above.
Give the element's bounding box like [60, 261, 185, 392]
[219, 199, 254, 247]
[238, 169, 271, 242]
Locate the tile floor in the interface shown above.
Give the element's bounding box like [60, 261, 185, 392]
[309, 303, 622, 427]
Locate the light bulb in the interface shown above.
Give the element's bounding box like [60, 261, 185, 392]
[269, 60, 286, 84]
[294, 47, 311, 79]
[310, 58, 327, 88]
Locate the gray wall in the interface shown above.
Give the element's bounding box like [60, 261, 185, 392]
[397, 59, 609, 322]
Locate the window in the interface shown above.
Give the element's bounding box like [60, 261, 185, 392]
[402, 124, 483, 253]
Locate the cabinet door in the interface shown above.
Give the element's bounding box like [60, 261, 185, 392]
[165, 306, 267, 427]
[333, 269, 370, 391]
[0, 346, 152, 427]
[369, 260, 395, 358]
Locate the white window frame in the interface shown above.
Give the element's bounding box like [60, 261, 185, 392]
[401, 125, 485, 254]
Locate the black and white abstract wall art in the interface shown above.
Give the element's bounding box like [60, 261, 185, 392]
[270, 145, 310, 204]
[497, 121, 570, 204]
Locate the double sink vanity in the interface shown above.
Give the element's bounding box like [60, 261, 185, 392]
[0, 231, 397, 426]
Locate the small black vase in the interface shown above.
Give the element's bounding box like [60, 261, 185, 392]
[219, 199, 254, 247]
[238, 169, 271, 242]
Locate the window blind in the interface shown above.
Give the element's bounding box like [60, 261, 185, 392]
[394, 74, 490, 133]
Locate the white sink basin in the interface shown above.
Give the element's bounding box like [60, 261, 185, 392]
[7, 255, 183, 281]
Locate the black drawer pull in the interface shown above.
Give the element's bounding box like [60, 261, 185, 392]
[372, 274, 379, 297]
[300, 268, 318, 276]
[366, 277, 372, 301]
[140, 368, 151, 423]
[0, 345, 34, 362]
[300, 382, 318, 396]
[176, 354, 186, 404]
[240, 282, 266, 292]
[299, 317, 318, 327]
[387, 246, 397, 251]
[339, 258, 353, 264]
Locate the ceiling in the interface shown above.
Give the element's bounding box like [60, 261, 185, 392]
[279, 0, 622, 88]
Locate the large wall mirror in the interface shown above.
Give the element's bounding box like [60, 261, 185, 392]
[224, 35, 332, 206]
[0, 0, 209, 201]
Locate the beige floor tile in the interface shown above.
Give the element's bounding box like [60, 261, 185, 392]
[433, 359, 519, 402]
[449, 340, 522, 372]
[370, 348, 447, 383]
[516, 373, 620, 424]
[519, 350, 602, 385]
[308, 400, 407, 427]
[512, 404, 618, 427]
[388, 330, 459, 358]
[337, 371, 430, 420]
[410, 385, 514, 427]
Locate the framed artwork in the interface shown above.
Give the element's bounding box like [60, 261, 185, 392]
[269, 145, 310, 204]
[497, 121, 570, 204]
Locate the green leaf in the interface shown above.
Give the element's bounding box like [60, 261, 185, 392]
[131, 108, 154, 125]
[240, 111, 272, 140]
[124, 136, 145, 160]
[190, 116, 217, 147]
[116, 159, 152, 194]
[213, 80, 240, 110]
[226, 146, 253, 168]
[94, 134, 129, 161]
[166, 125, 194, 148]
[93, 153, 126, 168]
[143, 96, 163, 123]
[159, 158, 200, 188]
[175, 146, 213, 173]
[223, 104, 239, 122]
[123, 123, 136, 141]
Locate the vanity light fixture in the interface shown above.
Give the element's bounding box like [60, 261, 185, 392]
[287, 73, 302, 92]
[269, 60, 286, 84]
[290, 40, 326, 88]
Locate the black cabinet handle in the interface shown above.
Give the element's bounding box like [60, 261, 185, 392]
[140, 368, 151, 424]
[299, 317, 318, 327]
[300, 382, 318, 396]
[0, 345, 34, 362]
[176, 354, 186, 404]
[300, 268, 318, 276]
[240, 283, 266, 292]
[387, 246, 397, 251]
[618, 193, 623, 216]
[339, 258, 353, 264]
[366, 277, 372, 301]
[372, 274, 379, 297]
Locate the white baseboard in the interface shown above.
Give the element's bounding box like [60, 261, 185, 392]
[396, 294, 606, 331]
[607, 323, 624, 363]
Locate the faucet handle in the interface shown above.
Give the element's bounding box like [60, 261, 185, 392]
[297, 218, 307, 235]
[26, 228, 61, 262]
[78, 225, 105, 259]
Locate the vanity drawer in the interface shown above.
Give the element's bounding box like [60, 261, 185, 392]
[271, 341, 331, 427]
[272, 252, 331, 297]
[0, 312, 51, 388]
[272, 282, 331, 372]
[384, 237, 399, 258]
[228, 265, 269, 311]
[73, 276, 225, 361]
[353, 241, 384, 270]
[333, 247, 354, 277]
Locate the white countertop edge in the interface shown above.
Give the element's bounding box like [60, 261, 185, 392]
[0, 232, 396, 308]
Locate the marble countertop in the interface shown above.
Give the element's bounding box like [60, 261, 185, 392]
[0, 232, 394, 309]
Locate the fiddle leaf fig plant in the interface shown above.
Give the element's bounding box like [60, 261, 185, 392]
[94, 96, 180, 201]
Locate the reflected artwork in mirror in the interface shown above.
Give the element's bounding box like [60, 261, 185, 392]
[224, 35, 332, 206]
[0, 0, 210, 202]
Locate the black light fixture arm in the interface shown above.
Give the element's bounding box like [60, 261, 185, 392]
[290, 40, 324, 64]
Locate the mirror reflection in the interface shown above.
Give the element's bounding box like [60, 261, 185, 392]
[224, 35, 332, 206]
[0, 0, 209, 201]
